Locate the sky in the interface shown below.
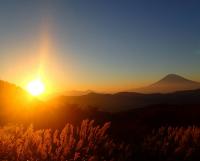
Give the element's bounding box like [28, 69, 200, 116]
[0, 0, 200, 93]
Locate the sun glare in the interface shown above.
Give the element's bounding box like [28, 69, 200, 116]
[26, 79, 45, 96]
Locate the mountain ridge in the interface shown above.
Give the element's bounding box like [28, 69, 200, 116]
[53, 88, 200, 112]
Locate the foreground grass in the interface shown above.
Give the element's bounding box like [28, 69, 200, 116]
[0, 120, 132, 161]
[2, 119, 200, 161]
[142, 126, 200, 161]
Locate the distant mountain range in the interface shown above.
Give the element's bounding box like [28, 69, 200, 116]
[53, 88, 200, 112]
[1, 74, 200, 113]
[0, 75, 200, 130]
[133, 74, 200, 93]
[60, 74, 200, 96]
[63, 90, 94, 96]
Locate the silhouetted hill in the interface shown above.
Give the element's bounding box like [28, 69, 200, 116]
[0, 80, 30, 107]
[63, 90, 94, 96]
[52, 89, 200, 112]
[134, 74, 200, 93]
[0, 80, 43, 124]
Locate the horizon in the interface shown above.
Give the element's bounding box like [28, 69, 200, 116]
[1, 73, 200, 96]
[1, 0, 200, 95]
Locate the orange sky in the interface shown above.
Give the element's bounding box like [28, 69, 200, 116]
[1, 1, 200, 97]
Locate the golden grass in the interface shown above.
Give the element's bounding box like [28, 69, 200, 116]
[0, 120, 131, 161]
[143, 126, 200, 160]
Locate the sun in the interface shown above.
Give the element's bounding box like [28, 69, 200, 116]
[26, 79, 45, 96]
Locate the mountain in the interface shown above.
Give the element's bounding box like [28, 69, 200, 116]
[52, 89, 200, 112]
[0, 80, 43, 124]
[0, 80, 30, 105]
[134, 74, 200, 93]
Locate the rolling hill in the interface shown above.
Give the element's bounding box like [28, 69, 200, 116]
[53, 88, 200, 112]
[51, 74, 200, 112]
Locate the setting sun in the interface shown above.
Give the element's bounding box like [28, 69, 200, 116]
[26, 79, 45, 96]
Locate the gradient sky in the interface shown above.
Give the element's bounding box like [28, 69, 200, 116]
[0, 0, 200, 93]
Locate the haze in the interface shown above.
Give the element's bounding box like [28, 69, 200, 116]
[0, 0, 200, 94]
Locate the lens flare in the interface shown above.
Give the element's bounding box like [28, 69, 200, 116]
[26, 79, 45, 96]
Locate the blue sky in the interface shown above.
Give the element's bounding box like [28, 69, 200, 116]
[0, 0, 200, 92]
